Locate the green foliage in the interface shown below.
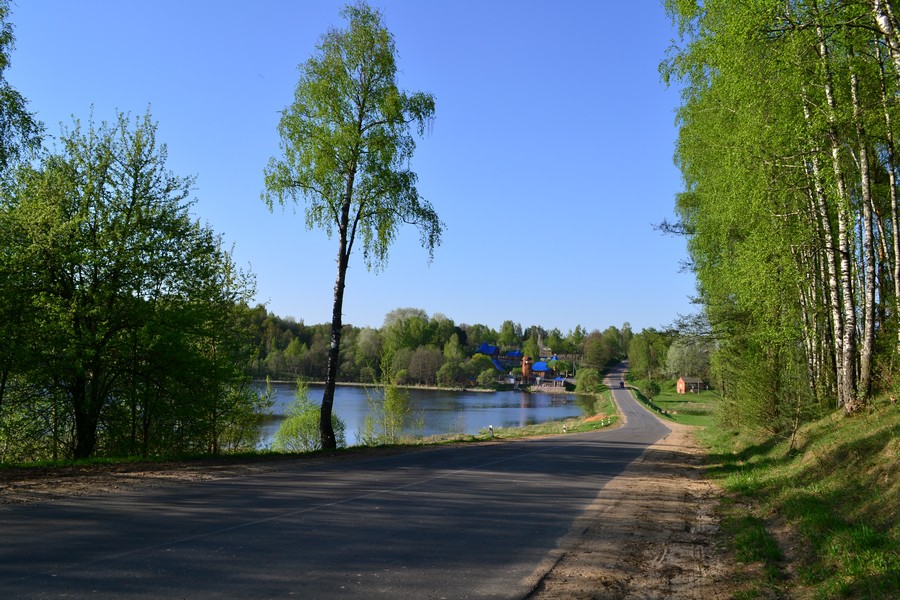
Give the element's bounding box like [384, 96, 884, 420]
[663, 0, 900, 420]
[0, 0, 43, 174]
[497, 320, 522, 349]
[575, 368, 601, 394]
[273, 380, 345, 452]
[464, 353, 494, 379]
[476, 368, 497, 387]
[359, 379, 422, 445]
[664, 336, 711, 380]
[0, 111, 259, 461]
[262, 1, 442, 449]
[407, 345, 443, 385]
[522, 337, 540, 361]
[436, 361, 463, 388]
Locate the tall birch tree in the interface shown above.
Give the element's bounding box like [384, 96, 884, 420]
[263, 1, 443, 449]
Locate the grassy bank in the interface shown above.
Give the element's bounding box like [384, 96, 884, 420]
[692, 396, 899, 598]
[626, 380, 898, 597]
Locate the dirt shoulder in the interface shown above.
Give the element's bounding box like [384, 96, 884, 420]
[527, 421, 740, 599]
[0, 446, 418, 505]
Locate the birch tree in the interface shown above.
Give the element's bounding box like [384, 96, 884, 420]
[663, 0, 900, 425]
[263, 1, 443, 449]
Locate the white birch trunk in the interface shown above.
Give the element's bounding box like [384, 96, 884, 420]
[802, 86, 845, 406]
[851, 69, 876, 400]
[816, 20, 858, 409]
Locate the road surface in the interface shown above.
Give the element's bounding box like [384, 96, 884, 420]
[1, 373, 669, 599]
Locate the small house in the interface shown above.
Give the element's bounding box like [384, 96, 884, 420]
[677, 376, 707, 394]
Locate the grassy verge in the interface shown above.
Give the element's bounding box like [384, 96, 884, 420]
[649, 381, 720, 426]
[700, 398, 900, 598]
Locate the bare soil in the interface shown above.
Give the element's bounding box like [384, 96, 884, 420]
[0, 426, 740, 599]
[528, 422, 742, 599]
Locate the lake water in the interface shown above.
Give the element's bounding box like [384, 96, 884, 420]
[257, 382, 586, 448]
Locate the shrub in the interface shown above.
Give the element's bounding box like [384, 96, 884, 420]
[272, 379, 346, 452]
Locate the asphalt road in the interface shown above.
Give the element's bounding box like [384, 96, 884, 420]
[1, 372, 670, 599]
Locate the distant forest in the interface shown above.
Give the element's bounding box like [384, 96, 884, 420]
[249, 305, 633, 387]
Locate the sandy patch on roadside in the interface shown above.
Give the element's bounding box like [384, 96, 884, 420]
[527, 421, 738, 599]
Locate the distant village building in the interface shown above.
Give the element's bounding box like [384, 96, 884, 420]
[532, 361, 552, 377]
[677, 376, 707, 394]
[476, 342, 500, 357]
[522, 355, 533, 379]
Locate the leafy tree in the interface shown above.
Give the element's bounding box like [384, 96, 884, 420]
[4, 112, 257, 459]
[436, 361, 463, 388]
[582, 331, 611, 370]
[552, 359, 572, 377]
[620, 322, 633, 356]
[263, 2, 442, 449]
[407, 345, 443, 385]
[575, 368, 601, 394]
[498, 320, 521, 349]
[628, 329, 670, 383]
[0, 0, 42, 174]
[522, 336, 540, 361]
[382, 310, 431, 357]
[464, 353, 495, 380]
[476, 368, 497, 387]
[545, 328, 567, 355]
[359, 376, 421, 445]
[429, 313, 458, 349]
[566, 325, 587, 353]
[443, 333, 466, 364]
[665, 337, 711, 380]
[662, 0, 900, 421]
[0, 0, 41, 419]
[353, 326, 382, 381]
[461, 323, 495, 349]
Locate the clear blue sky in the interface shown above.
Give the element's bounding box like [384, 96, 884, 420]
[7, 0, 696, 334]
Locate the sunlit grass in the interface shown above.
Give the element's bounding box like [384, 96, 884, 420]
[702, 397, 900, 599]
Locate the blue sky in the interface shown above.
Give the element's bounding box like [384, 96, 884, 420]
[6, 0, 696, 334]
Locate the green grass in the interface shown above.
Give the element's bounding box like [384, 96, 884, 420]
[650, 381, 721, 427]
[701, 398, 900, 599]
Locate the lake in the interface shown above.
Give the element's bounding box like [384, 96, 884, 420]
[257, 382, 586, 448]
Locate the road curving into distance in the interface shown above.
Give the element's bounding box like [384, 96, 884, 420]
[1, 367, 670, 599]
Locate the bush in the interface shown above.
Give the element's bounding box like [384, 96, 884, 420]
[272, 380, 346, 452]
[476, 368, 497, 387]
[358, 381, 423, 445]
[575, 368, 601, 394]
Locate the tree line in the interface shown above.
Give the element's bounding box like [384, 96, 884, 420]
[250, 305, 633, 388]
[662, 0, 900, 432]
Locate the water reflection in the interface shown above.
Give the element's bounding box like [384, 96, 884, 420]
[257, 383, 585, 447]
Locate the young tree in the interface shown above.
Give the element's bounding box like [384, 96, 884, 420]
[263, 2, 442, 449]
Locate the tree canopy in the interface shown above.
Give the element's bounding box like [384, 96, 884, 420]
[0, 112, 259, 460]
